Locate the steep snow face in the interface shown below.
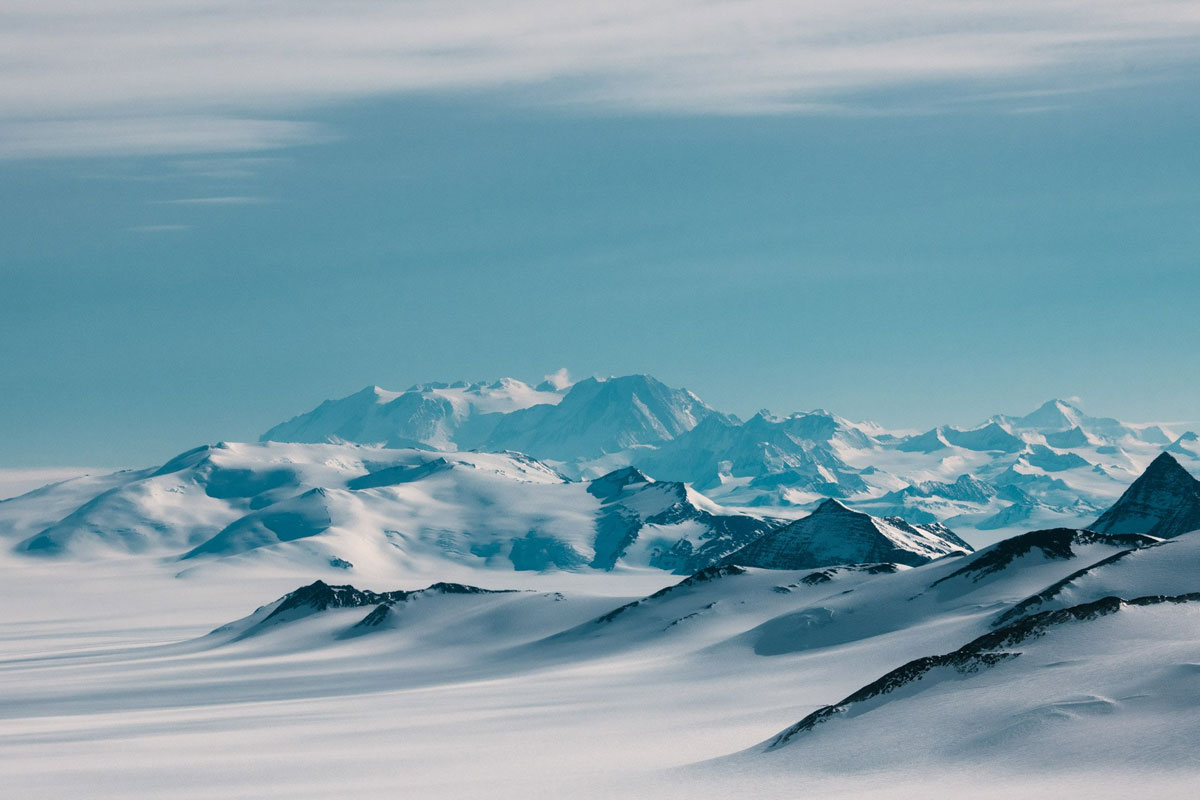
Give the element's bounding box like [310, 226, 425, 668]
[943, 422, 1025, 453]
[640, 411, 869, 495]
[1091, 452, 1200, 538]
[260, 379, 566, 451]
[897, 422, 1022, 454]
[479, 374, 721, 464]
[1167, 431, 1200, 459]
[725, 498, 971, 570]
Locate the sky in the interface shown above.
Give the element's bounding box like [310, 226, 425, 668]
[2, 1, 1199, 468]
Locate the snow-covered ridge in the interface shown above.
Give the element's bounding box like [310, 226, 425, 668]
[0, 441, 791, 576]
[257, 375, 1200, 542]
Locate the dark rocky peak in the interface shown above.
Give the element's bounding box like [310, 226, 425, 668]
[1091, 452, 1200, 539]
[587, 466, 653, 500]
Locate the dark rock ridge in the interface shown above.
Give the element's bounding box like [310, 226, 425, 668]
[724, 499, 971, 571]
[990, 544, 1163, 628]
[347, 457, 453, 489]
[591, 565, 748, 625]
[262, 580, 410, 623]
[1091, 452, 1200, 539]
[234, 579, 516, 635]
[764, 592, 1200, 750]
[928, 528, 1157, 588]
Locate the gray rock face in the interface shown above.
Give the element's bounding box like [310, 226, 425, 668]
[725, 499, 971, 570]
[1091, 452, 1200, 539]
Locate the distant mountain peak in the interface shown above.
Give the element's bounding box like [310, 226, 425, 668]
[1013, 398, 1087, 430]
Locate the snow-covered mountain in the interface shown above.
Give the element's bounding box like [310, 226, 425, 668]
[261, 378, 567, 451]
[256, 375, 1199, 542]
[1, 441, 783, 576]
[725, 498, 971, 569]
[477, 374, 722, 463]
[638, 409, 872, 496]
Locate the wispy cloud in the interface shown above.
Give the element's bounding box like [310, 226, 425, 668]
[3, 1, 1199, 158]
[129, 224, 190, 233]
[162, 196, 269, 206]
[0, 116, 322, 159]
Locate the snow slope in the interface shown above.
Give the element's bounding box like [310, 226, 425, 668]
[3, 520, 1194, 798]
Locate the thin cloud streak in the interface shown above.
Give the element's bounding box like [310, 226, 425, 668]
[0, 116, 324, 159]
[162, 196, 269, 206]
[2, 1, 1200, 157]
[129, 224, 190, 233]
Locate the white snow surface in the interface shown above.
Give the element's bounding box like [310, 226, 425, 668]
[5, 388, 1200, 797]
[2, 523, 1198, 797]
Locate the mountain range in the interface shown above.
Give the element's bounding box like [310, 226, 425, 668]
[258, 373, 1199, 539]
[4, 376, 1200, 798]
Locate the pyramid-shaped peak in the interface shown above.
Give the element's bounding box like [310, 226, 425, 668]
[1141, 451, 1196, 483]
[1013, 398, 1086, 430]
[1091, 451, 1200, 539]
[587, 466, 653, 499]
[812, 498, 855, 515]
[724, 496, 969, 570]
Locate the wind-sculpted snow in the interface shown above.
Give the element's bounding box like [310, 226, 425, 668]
[993, 530, 1200, 627]
[763, 592, 1200, 751]
[7, 513, 1200, 797]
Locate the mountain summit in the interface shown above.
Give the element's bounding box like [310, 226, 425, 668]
[1091, 452, 1200, 539]
[724, 498, 971, 570]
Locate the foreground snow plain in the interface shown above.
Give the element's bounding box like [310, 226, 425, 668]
[4, 527, 1199, 798]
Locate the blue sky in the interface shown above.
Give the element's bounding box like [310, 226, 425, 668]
[2, 2, 1199, 467]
